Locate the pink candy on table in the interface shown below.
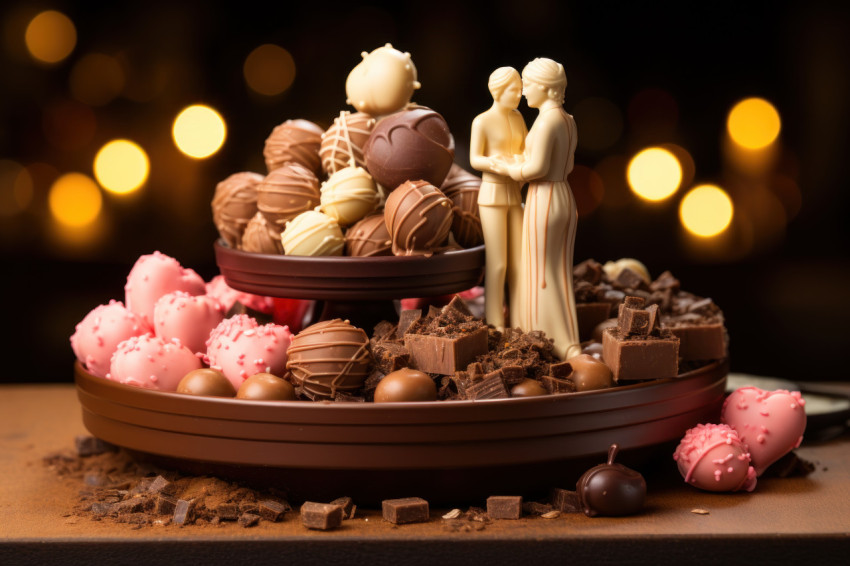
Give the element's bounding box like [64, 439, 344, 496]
[153, 291, 225, 355]
[125, 251, 206, 325]
[108, 333, 202, 392]
[70, 300, 152, 378]
[674, 423, 757, 492]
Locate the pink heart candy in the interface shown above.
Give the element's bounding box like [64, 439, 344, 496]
[721, 386, 807, 476]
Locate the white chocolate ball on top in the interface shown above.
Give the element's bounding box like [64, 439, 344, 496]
[281, 210, 344, 256]
[345, 43, 421, 117]
[319, 166, 379, 227]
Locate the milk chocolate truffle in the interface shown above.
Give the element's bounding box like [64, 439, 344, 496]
[384, 180, 453, 256]
[212, 172, 263, 248]
[320, 111, 376, 175]
[345, 44, 421, 117]
[286, 319, 373, 399]
[567, 354, 614, 392]
[281, 210, 344, 256]
[344, 214, 392, 257]
[241, 211, 283, 254]
[577, 444, 646, 517]
[177, 368, 236, 398]
[236, 372, 297, 401]
[363, 107, 455, 191]
[257, 163, 321, 231]
[319, 166, 379, 226]
[440, 164, 483, 248]
[263, 119, 324, 176]
[374, 368, 437, 403]
[510, 378, 548, 398]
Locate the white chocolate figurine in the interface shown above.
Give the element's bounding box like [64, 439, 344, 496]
[469, 67, 528, 331]
[492, 58, 581, 360]
[345, 44, 421, 118]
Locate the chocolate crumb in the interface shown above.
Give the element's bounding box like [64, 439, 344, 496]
[258, 499, 288, 522]
[172, 499, 196, 526]
[75, 435, 117, 457]
[330, 496, 356, 519]
[238, 512, 261, 528]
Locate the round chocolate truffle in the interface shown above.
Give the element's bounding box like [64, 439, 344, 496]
[374, 368, 437, 403]
[440, 164, 483, 248]
[577, 444, 646, 517]
[344, 214, 392, 257]
[257, 163, 321, 231]
[510, 378, 548, 398]
[286, 319, 373, 399]
[241, 211, 283, 254]
[320, 111, 376, 175]
[319, 166, 379, 226]
[363, 107, 455, 191]
[236, 372, 297, 401]
[281, 210, 344, 256]
[345, 44, 420, 117]
[177, 368, 236, 398]
[384, 180, 453, 256]
[567, 354, 613, 392]
[263, 119, 324, 176]
[211, 171, 263, 248]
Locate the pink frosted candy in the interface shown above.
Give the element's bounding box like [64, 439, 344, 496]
[205, 314, 292, 390]
[153, 291, 225, 355]
[124, 251, 206, 325]
[108, 333, 202, 391]
[674, 423, 757, 492]
[206, 275, 274, 314]
[70, 300, 152, 378]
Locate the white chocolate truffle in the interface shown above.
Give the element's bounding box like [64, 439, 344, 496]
[345, 44, 421, 117]
[281, 210, 344, 256]
[320, 111, 376, 175]
[319, 166, 379, 226]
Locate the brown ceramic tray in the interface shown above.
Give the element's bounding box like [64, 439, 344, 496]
[75, 359, 728, 505]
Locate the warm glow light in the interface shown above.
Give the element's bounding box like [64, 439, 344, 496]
[244, 44, 296, 96]
[70, 53, 125, 106]
[94, 140, 149, 194]
[727, 97, 781, 149]
[49, 173, 102, 227]
[680, 185, 734, 237]
[627, 147, 682, 201]
[172, 105, 227, 158]
[25, 10, 76, 64]
[0, 160, 34, 215]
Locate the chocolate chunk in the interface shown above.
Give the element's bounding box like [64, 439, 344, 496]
[465, 370, 509, 400]
[155, 494, 177, 515]
[443, 295, 473, 317]
[382, 497, 429, 524]
[541, 375, 576, 394]
[215, 503, 240, 521]
[301, 501, 343, 530]
[371, 340, 410, 374]
[615, 267, 647, 290]
[405, 326, 488, 375]
[258, 499, 288, 522]
[664, 317, 727, 361]
[522, 501, 555, 516]
[622, 296, 645, 309]
[330, 496, 356, 519]
[487, 496, 523, 519]
[650, 270, 680, 293]
[75, 435, 116, 457]
[576, 302, 613, 342]
[618, 303, 650, 336]
[549, 488, 581, 513]
[499, 365, 525, 387]
[173, 499, 196, 526]
[548, 361, 573, 380]
[574, 259, 604, 284]
[372, 320, 397, 341]
[602, 327, 679, 381]
[397, 309, 422, 337]
[238, 513, 261, 528]
[147, 475, 176, 497]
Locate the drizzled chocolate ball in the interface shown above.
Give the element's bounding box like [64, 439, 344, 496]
[211, 172, 263, 248]
[576, 444, 646, 517]
[440, 164, 483, 248]
[263, 119, 324, 176]
[345, 214, 392, 257]
[384, 180, 453, 257]
[241, 211, 283, 254]
[257, 163, 321, 231]
[320, 111, 376, 175]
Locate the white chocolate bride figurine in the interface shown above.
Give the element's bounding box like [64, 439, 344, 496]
[492, 58, 581, 360]
[469, 67, 528, 331]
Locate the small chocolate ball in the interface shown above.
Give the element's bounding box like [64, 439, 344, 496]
[241, 211, 283, 254]
[384, 180, 453, 256]
[440, 164, 483, 248]
[177, 368, 236, 398]
[374, 368, 437, 403]
[257, 163, 321, 231]
[592, 318, 618, 343]
[576, 444, 646, 517]
[510, 378, 548, 398]
[211, 171, 263, 249]
[345, 214, 392, 257]
[236, 372, 297, 401]
[567, 354, 613, 392]
[263, 119, 323, 176]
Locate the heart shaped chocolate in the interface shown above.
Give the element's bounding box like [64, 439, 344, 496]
[721, 386, 807, 476]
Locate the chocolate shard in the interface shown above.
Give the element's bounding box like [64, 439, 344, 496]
[147, 475, 177, 497]
[215, 503, 240, 521]
[645, 303, 660, 334]
[172, 499, 196, 526]
[154, 494, 177, 515]
[371, 340, 411, 374]
[238, 512, 261, 528]
[522, 501, 555, 516]
[443, 295, 473, 317]
[75, 435, 117, 457]
[499, 365, 525, 387]
[618, 305, 650, 336]
[615, 267, 647, 290]
[382, 497, 429, 525]
[301, 502, 343, 530]
[330, 496, 356, 519]
[466, 370, 509, 400]
[650, 270, 680, 293]
[258, 499, 288, 522]
[372, 320, 397, 341]
[541, 375, 576, 394]
[549, 488, 581, 513]
[397, 309, 422, 337]
[487, 496, 523, 519]
[548, 361, 573, 380]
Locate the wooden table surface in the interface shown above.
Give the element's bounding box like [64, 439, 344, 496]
[1, 384, 848, 565]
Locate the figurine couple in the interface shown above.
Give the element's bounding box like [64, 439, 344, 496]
[470, 58, 580, 360]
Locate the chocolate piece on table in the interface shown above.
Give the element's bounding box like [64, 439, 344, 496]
[541, 374, 576, 394]
[301, 501, 343, 530]
[577, 302, 612, 342]
[382, 497, 430, 525]
[75, 435, 116, 457]
[330, 496, 356, 520]
[487, 496, 523, 519]
[602, 327, 679, 382]
[147, 475, 176, 496]
[404, 326, 488, 375]
[397, 308, 422, 337]
[465, 369, 509, 400]
[258, 500, 288, 522]
[238, 513, 260, 528]
[173, 499, 196, 525]
[549, 488, 581, 513]
[155, 494, 177, 515]
[576, 444, 646, 517]
[215, 503, 240, 521]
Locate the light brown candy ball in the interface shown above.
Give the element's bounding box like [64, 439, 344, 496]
[236, 372, 297, 401]
[510, 378, 548, 398]
[567, 354, 613, 392]
[374, 368, 437, 403]
[177, 368, 236, 398]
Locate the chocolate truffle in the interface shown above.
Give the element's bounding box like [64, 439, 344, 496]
[320, 111, 376, 175]
[319, 166, 379, 226]
[257, 163, 321, 231]
[241, 211, 283, 254]
[236, 372, 297, 401]
[177, 368, 236, 398]
[363, 107, 455, 191]
[345, 44, 421, 117]
[263, 119, 323, 176]
[281, 210, 344, 256]
[373, 368, 437, 402]
[576, 444, 646, 517]
[567, 354, 613, 392]
[440, 164, 483, 248]
[344, 214, 392, 257]
[384, 180, 453, 257]
[286, 319, 373, 399]
[510, 378, 548, 398]
[211, 171, 263, 248]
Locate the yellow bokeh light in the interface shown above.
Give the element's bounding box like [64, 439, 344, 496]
[727, 97, 781, 150]
[627, 147, 682, 201]
[94, 139, 150, 194]
[172, 105, 227, 158]
[679, 184, 734, 237]
[244, 44, 296, 96]
[49, 173, 102, 227]
[25, 10, 76, 64]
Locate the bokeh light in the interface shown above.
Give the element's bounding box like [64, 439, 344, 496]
[679, 184, 734, 237]
[48, 173, 102, 227]
[627, 147, 682, 201]
[70, 53, 125, 106]
[727, 97, 781, 149]
[172, 105, 227, 158]
[243, 44, 296, 96]
[42, 99, 97, 151]
[658, 143, 695, 190]
[574, 97, 623, 152]
[94, 140, 150, 194]
[0, 160, 34, 215]
[25, 10, 76, 64]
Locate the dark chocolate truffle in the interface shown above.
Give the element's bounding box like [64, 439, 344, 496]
[576, 444, 646, 517]
[363, 107, 455, 191]
[384, 180, 453, 256]
[257, 163, 321, 231]
[510, 378, 548, 398]
[374, 368, 437, 402]
[177, 368, 236, 398]
[263, 119, 324, 176]
[236, 372, 297, 401]
[320, 111, 376, 175]
[211, 172, 263, 248]
[567, 354, 613, 392]
[286, 319, 373, 399]
[440, 164, 483, 248]
[344, 213, 392, 257]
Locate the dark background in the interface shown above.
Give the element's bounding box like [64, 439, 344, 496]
[1, 0, 848, 383]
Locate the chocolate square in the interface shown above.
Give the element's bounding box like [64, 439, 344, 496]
[465, 370, 509, 400]
[330, 496, 356, 519]
[301, 501, 343, 530]
[487, 496, 523, 519]
[549, 488, 581, 513]
[666, 320, 726, 361]
[404, 326, 488, 375]
[382, 497, 429, 524]
[602, 327, 679, 381]
[258, 500, 287, 522]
